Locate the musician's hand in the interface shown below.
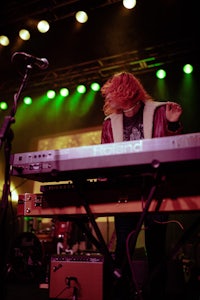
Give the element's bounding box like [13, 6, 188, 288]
[166, 101, 183, 122]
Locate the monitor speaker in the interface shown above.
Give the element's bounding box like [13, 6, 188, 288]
[49, 254, 104, 300]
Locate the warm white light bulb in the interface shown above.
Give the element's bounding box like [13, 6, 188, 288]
[0, 35, 10, 46]
[75, 11, 88, 23]
[123, 0, 137, 9]
[37, 20, 50, 33]
[19, 29, 30, 41]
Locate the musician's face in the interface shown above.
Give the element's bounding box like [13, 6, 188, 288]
[120, 98, 139, 111]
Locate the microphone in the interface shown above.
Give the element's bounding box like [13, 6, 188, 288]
[12, 52, 49, 70]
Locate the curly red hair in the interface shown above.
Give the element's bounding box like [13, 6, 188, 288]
[101, 72, 152, 115]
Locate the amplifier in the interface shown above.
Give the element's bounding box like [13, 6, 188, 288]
[49, 254, 104, 300]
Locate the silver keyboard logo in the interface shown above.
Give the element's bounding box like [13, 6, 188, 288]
[93, 140, 143, 156]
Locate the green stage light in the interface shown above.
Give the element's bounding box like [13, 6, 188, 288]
[47, 90, 56, 99]
[183, 64, 193, 74]
[60, 88, 69, 97]
[23, 96, 32, 105]
[76, 85, 86, 94]
[156, 69, 166, 79]
[90, 82, 100, 92]
[0, 101, 8, 110]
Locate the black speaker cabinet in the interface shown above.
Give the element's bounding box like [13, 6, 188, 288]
[49, 254, 104, 300]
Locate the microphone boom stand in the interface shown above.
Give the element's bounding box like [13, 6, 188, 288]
[0, 64, 34, 300]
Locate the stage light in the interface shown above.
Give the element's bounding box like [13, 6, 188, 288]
[76, 85, 86, 94]
[123, 0, 137, 9]
[90, 82, 100, 92]
[183, 64, 193, 74]
[75, 11, 88, 23]
[37, 20, 50, 33]
[0, 35, 10, 46]
[19, 29, 30, 41]
[156, 69, 166, 79]
[47, 90, 56, 99]
[0, 102, 8, 110]
[23, 96, 32, 105]
[60, 88, 69, 97]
